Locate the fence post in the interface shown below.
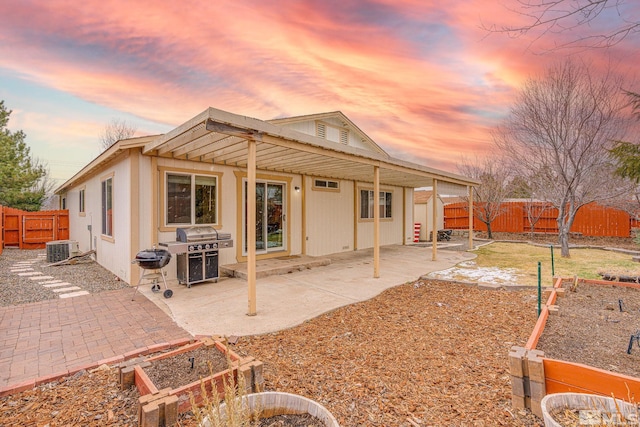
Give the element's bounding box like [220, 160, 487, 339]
[0, 205, 3, 255]
[19, 214, 24, 249]
[537, 261, 542, 316]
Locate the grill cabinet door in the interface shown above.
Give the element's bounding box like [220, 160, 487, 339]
[204, 250, 218, 280]
[188, 252, 204, 283]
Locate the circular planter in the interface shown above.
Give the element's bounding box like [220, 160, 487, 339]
[202, 391, 339, 427]
[541, 392, 638, 427]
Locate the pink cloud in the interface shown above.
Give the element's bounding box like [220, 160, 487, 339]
[0, 0, 638, 178]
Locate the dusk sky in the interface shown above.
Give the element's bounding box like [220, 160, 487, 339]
[0, 0, 638, 185]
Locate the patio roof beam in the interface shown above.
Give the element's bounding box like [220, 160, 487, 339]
[158, 122, 209, 155]
[172, 132, 232, 158]
[206, 119, 263, 141]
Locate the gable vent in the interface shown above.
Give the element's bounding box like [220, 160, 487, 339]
[340, 129, 348, 144]
[316, 122, 326, 139]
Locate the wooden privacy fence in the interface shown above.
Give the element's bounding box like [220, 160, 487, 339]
[0, 205, 69, 252]
[444, 201, 637, 238]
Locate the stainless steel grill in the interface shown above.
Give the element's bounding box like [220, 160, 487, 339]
[160, 226, 233, 287]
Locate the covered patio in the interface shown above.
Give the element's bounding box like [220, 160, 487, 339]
[143, 107, 478, 316]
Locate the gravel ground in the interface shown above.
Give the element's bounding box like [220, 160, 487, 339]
[0, 248, 129, 307]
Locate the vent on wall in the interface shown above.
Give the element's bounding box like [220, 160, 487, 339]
[340, 129, 348, 144]
[316, 122, 326, 139]
[46, 240, 79, 263]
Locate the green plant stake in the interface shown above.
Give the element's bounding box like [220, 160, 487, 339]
[550, 245, 555, 277]
[538, 261, 542, 317]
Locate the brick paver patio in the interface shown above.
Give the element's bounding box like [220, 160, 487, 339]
[0, 289, 192, 392]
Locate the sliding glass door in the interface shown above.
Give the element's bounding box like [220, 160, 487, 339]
[243, 180, 285, 254]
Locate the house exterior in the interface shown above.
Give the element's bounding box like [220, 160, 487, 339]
[56, 107, 477, 295]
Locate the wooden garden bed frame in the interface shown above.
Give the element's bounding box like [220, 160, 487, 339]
[118, 337, 263, 427]
[510, 277, 640, 418]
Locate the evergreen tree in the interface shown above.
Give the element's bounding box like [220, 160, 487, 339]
[611, 92, 640, 182]
[0, 100, 48, 211]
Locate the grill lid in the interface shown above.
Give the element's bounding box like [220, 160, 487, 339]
[176, 226, 218, 242]
[134, 249, 172, 269]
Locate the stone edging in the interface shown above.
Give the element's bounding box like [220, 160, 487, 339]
[480, 238, 640, 256]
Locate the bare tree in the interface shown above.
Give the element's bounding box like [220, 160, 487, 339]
[99, 118, 137, 152]
[523, 199, 554, 237]
[494, 61, 634, 257]
[458, 156, 510, 239]
[484, 0, 639, 50]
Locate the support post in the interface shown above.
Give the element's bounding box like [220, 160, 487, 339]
[247, 139, 257, 316]
[373, 166, 380, 278]
[301, 175, 306, 255]
[432, 179, 438, 261]
[468, 185, 474, 250]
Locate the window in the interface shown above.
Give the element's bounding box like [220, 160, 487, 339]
[360, 190, 392, 219]
[79, 188, 85, 214]
[101, 177, 113, 236]
[313, 179, 339, 190]
[166, 173, 217, 225]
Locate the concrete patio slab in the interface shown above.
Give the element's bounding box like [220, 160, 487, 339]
[137, 244, 475, 337]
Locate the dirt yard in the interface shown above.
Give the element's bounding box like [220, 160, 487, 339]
[4, 233, 637, 426]
[536, 281, 640, 377]
[0, 279, 543, 426]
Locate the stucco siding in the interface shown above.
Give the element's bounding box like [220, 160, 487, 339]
[65, 155, 132, 282]
[305, 178, 354, 256]
[356, 184, 405, 249]
[136, 154, 154, 250]
[103, 158, 132, 282]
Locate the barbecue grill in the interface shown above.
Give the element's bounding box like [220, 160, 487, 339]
[131, 248, 173, 299]
[160, 226, 233, 287]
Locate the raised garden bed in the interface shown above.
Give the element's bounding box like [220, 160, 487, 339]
[510, 277, 640, 419]
[118, 337, 263, 426]
[144, 345, 228, 390]
[537, 281, 640, 377]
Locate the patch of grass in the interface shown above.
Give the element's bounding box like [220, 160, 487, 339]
[473, 242, 640, 287]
